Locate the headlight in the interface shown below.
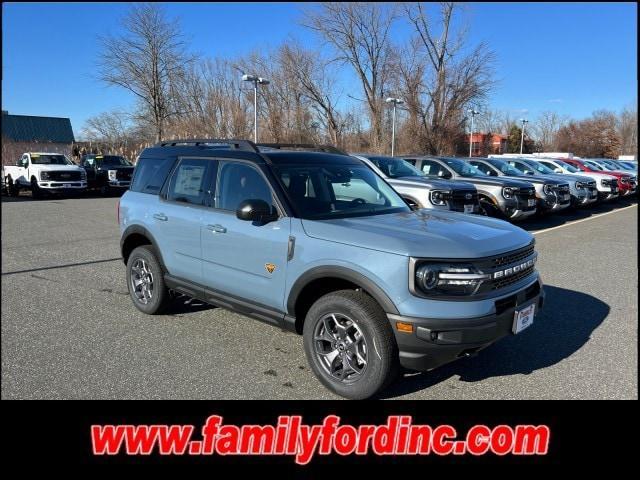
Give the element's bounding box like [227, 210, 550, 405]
[108, 170, 117, 180]
[575, 182, 586, 189]
[502, 187, 515, 199]
[429, 190, 449, 206]
[40, 171, 50, 180]
[543, 184, 554, 195]
[415, 263, 488, 296]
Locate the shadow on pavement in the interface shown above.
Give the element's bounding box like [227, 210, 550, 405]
[379, 285, 610, 399]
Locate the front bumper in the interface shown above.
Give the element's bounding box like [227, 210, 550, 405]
[539, 194, 571, 212]
[38, 181, 87, 190]
[388, 276, 544, 371]
[107, 180, 131, 188]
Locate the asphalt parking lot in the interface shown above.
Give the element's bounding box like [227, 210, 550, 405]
[1, 193, 637, 400]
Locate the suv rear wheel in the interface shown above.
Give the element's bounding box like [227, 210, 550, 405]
[303, 290, 399, 399]
[126, 245, 170, 315]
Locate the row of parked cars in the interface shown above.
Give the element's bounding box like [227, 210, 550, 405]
[2, 149, 636, 221]
[114, 139, 635, 399]
[2, 152, 134, 198]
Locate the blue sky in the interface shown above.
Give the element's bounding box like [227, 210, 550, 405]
[2, 2, 637, 137]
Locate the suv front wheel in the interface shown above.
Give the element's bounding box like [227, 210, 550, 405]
[126, 245, 170, 315]
[303, 290, 399, 399]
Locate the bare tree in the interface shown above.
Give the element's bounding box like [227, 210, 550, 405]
[279, 43, 345, 146]
[557, 110, 621, 158]
[402, 2, 496, 154]
[97, 3, 195, 142]
[303, 2, 397, 150]
[617, 104, 638, 156]
[531, 111, 569, 151]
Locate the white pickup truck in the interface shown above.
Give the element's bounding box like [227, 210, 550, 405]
[4, 152, 87, 198]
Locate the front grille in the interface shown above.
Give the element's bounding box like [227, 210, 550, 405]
[554, 184, 570, 194]
[515, 187, 536, 210]
[491, 243, 535, 267]
[116, 169, 133, 180]
[449, 190, 478, 212]
[491, 265, 536, 290]
[48, 171, 82, 181]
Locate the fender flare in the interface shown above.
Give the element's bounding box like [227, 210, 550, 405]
[120, 224, 167, 270]
[286, 265, 400, 316]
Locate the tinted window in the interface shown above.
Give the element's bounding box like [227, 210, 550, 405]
[130, 156, 176, 194]
[420, 160, 449, 177]
[274, 163, 409, 220]
[100, 156, 132, 166]
[166, 158, 212, 205]
[470, 161, 494, 175]
[30, 154, 72, 165]
[365, 156, 424, 178]
[216, 162, 274, 211]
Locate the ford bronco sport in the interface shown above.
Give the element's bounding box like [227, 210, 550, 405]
[119, 139, 544, 399]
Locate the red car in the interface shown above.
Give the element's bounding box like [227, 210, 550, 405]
[563, 159, 636, 197]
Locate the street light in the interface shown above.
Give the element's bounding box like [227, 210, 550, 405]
[468, 108, 480, 158]
[520, 118, 529, 155]
[385, 97, 404, 156]
[242, 74, 270, 142]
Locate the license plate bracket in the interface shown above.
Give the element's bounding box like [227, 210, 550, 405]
[512, 303, 535, 334]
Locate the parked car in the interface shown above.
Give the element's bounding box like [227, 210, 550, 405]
[467, 158, 573, 213]
[401, 156, 537, 221]
[534, 158, 617, 202]
[119, 139, 544, 399]
[502, 157, 613, 203]
[3, 152, 87, 198]
[616, 160, 637, 172]
[562, 158, 635, 197]
[350, 153, 481, 214]
[80, 154, 135, 195]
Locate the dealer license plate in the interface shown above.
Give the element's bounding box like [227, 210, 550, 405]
[527, 198, 536, 207]
[512, 303, 535, 334]
[464, 204, 474, 214]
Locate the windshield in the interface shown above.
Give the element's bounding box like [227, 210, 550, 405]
[365, 155, 424, 178]
[100, 156, 132, 166]
[486, 159, 523, 175]
[584, 160, 604, 171]
[556, 160, 581, 173]
[30, 154, 72, 165]
[525, 160, 556, 175]
[620, 161, 637, 170]
[443, 158, 487, 177]
[274, 163, 410, 220]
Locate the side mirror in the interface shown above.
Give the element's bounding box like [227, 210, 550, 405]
[438, 170, 452, 179]
[554, 168, 562, 173]
[490, 170, 498, 176]
[20, 160, 28, 168]
[236, 199, 278, 223]
[526, 170, 534, 175]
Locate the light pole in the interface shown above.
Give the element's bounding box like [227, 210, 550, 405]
[467, 109, 480, 157]
[242, 74, 270, 142]
[519, 119, 529, 154]
[385, 97, 404, 156]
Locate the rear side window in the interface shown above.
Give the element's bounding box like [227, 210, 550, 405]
[130, 156, 175, 194]
[166, 158, 213, 206]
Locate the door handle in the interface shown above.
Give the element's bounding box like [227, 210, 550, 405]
[153, 213, 168, 221]
[206, 224, 227, 233]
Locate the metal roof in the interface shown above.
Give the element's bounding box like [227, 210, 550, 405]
[1, 113, 75, 143]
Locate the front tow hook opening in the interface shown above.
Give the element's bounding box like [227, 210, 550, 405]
[458, 347, 481, 359]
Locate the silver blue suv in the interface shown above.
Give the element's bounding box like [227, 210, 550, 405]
[119, 139, 544, 399]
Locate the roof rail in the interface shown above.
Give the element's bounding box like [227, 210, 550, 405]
[154, 138, 259, 152]
[255, 143, 348, 155]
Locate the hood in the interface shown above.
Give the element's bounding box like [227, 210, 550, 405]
[33, 164, 84, 172]
[453, 175, 533, 188]
[301, 209, 533, 258]
[499, 174, 565, 186]
[98, 165, 135, 171]
[567, 171, 616, 182]
[390, 176, 476, 191]
[528, 173, 593, 185]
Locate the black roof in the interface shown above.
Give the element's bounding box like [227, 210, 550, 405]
[140, 144, 361, 166]
[2, 113, 75, 143]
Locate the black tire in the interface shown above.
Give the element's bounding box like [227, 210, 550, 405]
[31, 177, 42, 199]
[479, 198, 504, 219]
[303, 290, 399, 400]
[6, 176, 19, 197]
[126, 245, 170, 315]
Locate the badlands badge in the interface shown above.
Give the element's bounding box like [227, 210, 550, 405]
[265, 263, 276, 274]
